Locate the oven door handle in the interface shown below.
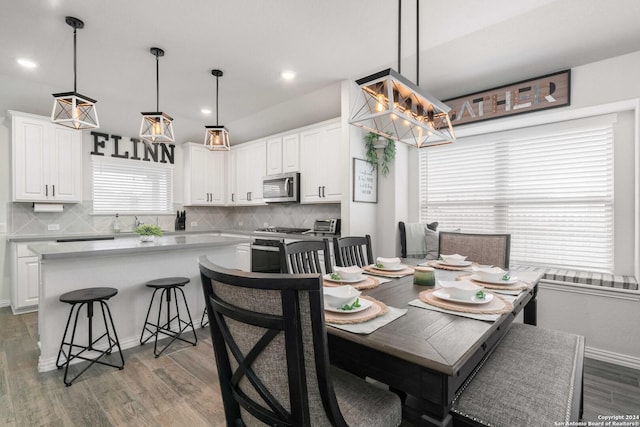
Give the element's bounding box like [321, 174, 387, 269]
[251, 245, 281, 252]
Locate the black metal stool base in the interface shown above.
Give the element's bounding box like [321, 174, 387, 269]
[56, 287, 124, 387]
[140, 278, 197, 358]
[201, 307, 209, 328]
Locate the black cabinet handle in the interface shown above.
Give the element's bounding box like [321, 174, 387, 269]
[52, 185, 55, 197]
[318, 186, 321, 197]
[322, 186, 325, 198]
[232, 193, 235, 202]
[45, 184, 48, 197]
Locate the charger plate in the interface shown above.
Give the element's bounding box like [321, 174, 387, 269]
[426, 260, 476, 271]
[324, 296, 388, 324]
[419, 289, 512, 314]
[456, 274, 531, 291]
[323, 276, 380, 290]
[363, 265, 415, 278]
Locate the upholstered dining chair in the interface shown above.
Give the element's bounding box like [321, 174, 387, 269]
[279, 239, 333, 274]
[198, 256, 401, 427]
[438, 232, 511, 268]
[332, 235, 373, 267]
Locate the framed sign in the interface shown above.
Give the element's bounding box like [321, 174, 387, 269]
[353, 158, 377, 203]
[443, 69, 571, 126]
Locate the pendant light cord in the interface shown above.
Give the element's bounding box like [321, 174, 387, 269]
[155, 52, 160, 112]
[398, 0, 402, 74]
[216, 74, 219, 126]
[73, 26, 77, 93]
[416, 0, 419, 86]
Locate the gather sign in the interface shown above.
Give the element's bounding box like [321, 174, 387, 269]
[443, 70, 570, 126]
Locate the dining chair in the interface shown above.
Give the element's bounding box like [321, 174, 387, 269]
[438, 231, 511, 268]
[279, 239, 333, 274]
[198, 256, 401, 427]
[332, 235, 373, 267]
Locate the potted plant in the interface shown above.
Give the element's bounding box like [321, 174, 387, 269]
[364, 132, 396, 176]
[135, 224, 163, 242]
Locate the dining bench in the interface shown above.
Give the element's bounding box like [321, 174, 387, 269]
[450, 323, 585, 426]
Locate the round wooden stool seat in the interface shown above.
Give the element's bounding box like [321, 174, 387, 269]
[59, 287, 118, 304]
[145, 277, 190, 289]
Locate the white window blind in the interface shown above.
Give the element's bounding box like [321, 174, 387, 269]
[419, 115, 615, 272]
[92, 157, 173, 214]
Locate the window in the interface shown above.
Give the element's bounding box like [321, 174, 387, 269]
[92, 157, 173, 214]
[419, 115, 615, 272]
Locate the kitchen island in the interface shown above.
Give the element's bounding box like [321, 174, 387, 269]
[28, 234, 249, 372]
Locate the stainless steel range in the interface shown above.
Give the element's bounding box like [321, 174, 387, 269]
[251, 227, 311, 273]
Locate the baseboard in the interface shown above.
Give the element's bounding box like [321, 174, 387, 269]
[586, 346, 640, 370]
[0, 299, 10, 308]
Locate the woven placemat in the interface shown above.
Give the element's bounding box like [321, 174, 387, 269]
[418, 289, 512, 314]
[363, 265, 415, 278]
[426, 260, 476, 271]
[456, 274, 531, 291]
[324, 296, 388, 324]
[323, 276, 380, 290]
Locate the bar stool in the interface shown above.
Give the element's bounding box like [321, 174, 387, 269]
[139, 277, 197, 357]
[56, 287, 124, 386]
[201, 307, 209, 328]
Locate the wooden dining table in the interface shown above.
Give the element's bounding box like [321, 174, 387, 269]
[326, 265, 542, 427]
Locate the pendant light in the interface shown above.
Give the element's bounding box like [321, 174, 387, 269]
[350, 0, 455, 148]
[140, 47, 175, 144]
[51, 16, 99, 130]
[203, 69, 230, 151]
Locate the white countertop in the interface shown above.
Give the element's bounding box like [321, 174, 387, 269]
[28, 233, 250, 260]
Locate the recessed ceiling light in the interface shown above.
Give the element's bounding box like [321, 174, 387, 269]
[201, 108, 212, 115]
[281, 70, 296, 80]
[17, 58, 38, 69]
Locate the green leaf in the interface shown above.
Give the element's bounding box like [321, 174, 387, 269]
[475, 290, 486, 299]
[339, 298, 361, 311]
[330, 273, 342, 280]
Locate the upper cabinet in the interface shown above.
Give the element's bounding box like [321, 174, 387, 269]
[228, 140, 266, 205]
[299, 119, 342, 203]
[266, 133, 299, 175]
[11, 111, 83, 203]
[183, 142, 226, 206]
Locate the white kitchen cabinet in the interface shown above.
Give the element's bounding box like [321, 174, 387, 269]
[11, 242, 43, 314]
[235, 243, 251, 271]
[299, 120, 342, 203]
[229, 141, 266, 205]
[183, 142, 226, 206]
[11, 111, 83, 203]
[266, 133, 299, 175]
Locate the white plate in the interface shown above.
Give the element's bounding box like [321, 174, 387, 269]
[323, 274, 367, 283]
[437, 260, 473, 267]
[324, 298, 372, 313]
[433, 289, 494, 305]
[470, 274, 519, 285]
[372, 264, 406, 271]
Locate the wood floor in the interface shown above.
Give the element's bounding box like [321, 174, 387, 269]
[1, 307, 638, 426]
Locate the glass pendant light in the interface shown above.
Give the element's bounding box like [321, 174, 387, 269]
[204, 69, 230, 151]
[350, 0, 455, 148]
[140, 47, 175, 145]
[51, 16, 99, 130]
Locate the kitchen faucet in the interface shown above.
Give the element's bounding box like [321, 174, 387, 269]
[135, 216, 143, 228]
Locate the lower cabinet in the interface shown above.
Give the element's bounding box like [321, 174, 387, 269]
[236, 243, 251, 272]
[12, 243, 42, 314]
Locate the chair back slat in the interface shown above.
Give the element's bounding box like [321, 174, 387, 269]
[332, 235, 373, 267]
[279, 239, 332, 274]
[198, 257, 347, 427]
[438, 232, 511, 268]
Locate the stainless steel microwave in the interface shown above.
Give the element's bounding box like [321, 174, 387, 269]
[263, 172, 300, 203]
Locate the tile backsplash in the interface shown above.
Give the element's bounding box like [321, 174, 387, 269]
[8, 201, 340, 237]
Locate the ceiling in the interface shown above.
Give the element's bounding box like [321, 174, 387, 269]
[1, 0, 640, 144]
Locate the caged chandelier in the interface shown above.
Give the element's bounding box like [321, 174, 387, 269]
[203, 69, 230, 151]
[350, 0, 455, 148]
[51, 16, 99, 130]
[140, 47, 175, 145]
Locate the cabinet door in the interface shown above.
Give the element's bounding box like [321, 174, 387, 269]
[247, 142, 266, 203]
[318, 123, 342, 202]
[14, 256, 40, 311]
[282, 134, 300, 173]
[49, 126, 82, 201]
[209, 151, 226, 204]
[299, 128, 323, 203]
[185, 144, 210, 205]
[266, 137, 283, 175]
[235, 243, 251, 272]
[12, 115, 48, 201]
[227, 149, 237, 204]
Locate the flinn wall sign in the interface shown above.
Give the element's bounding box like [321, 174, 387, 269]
[443, 69, 570, 126]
